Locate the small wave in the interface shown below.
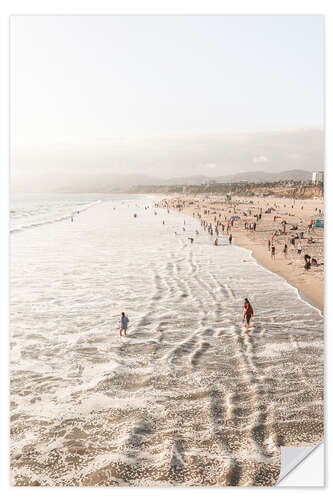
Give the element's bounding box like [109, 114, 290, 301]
[11, 200, 101, 233]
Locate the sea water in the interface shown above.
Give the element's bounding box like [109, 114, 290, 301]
[10, 194, 324, 486]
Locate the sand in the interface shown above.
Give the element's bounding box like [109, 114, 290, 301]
[11, 195, 324, 485]
[161, 195, 324, 312]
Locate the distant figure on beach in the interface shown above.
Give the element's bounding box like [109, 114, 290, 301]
[163, 220, 165, 225]
[268, 239, 271, 251]
[229, 234, 233, 245]
[243, 298, 254, 328]
[119, 312, 129, 337]
[71, 216, 73, 223]
[283, 244, 288, 257]
[214, 238, 218, 246]
[297, 243, 302, 255]
[188, 237, 194, 244]
[271, 245, 276, 259]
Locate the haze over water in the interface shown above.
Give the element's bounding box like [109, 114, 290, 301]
[10, 194, 323, 486]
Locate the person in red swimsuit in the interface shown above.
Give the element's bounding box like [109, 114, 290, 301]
[243, 298, 254, 328]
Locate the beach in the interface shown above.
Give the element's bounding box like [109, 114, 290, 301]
[10, 193, 324, 486]
[162, 195, 324, 311]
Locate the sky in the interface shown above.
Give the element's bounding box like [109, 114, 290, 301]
[10, 15, 324, 189]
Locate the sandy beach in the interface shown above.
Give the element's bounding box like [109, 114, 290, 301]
[10, 194, 324, 486]
[161, 195, 324, 312]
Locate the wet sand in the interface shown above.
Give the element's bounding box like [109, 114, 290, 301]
[162, 195, 324, 311]
[10, 196, 324, 486]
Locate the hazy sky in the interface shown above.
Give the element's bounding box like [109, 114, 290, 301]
[11, 15, 324, 188]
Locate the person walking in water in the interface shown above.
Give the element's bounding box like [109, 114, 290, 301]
[243, 298, 254, 329]
[119, 312, 129, 337]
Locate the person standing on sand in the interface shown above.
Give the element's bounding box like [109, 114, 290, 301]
[119, 312, 129, 337]
[283, 244, 288, 257]
[243, 298, 254, 328]
[271, 244, 276, 259]
[229, 234, 233, 244]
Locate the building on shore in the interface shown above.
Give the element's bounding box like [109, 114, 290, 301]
[312, 171, 324, 185]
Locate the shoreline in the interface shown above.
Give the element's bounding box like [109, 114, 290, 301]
[235, 231, 324, 314]
[158, 194, 324, 313]
[234, 237, 323, 314]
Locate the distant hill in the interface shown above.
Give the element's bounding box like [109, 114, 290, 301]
[139, 169, 313, 186]
[98, 169, 314, 191]
[17, 169, 313, 193]
[213, 169, 312, 183]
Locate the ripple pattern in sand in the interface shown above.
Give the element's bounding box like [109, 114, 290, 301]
[10, 198, 323, 486]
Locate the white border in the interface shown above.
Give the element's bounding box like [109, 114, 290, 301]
[1, 1, 331, 498]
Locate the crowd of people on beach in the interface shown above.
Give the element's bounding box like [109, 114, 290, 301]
[158, 196, 323, 274]
[119, 194, 323, 339]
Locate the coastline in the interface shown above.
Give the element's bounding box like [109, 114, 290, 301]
[234, 233, 323, 313]
[159, 194, 324, 313]
[11, 194, 324, 485]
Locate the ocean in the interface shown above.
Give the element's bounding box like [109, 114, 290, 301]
[10, 193, 324, 486]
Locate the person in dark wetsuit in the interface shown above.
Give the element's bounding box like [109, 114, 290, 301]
[243, 298, 254, 328]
